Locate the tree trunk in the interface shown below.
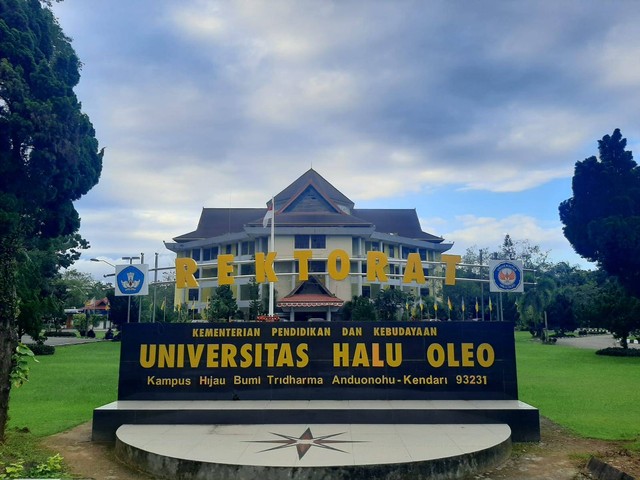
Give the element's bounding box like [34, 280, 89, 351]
[0, 236, 20, 442]
[620, 335, 628, 349]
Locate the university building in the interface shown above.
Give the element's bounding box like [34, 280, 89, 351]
[165, 169, 453, 321]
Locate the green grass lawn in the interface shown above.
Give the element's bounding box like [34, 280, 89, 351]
[515, 331, 640, 447]
[6, 333, 640, 450]
[8, 342, 120, 437]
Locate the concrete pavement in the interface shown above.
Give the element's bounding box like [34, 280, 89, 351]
[21, 328, 111, 347]
[554, 334, 639, 350]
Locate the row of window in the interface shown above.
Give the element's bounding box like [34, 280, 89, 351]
[198, 263, 430, 278]
[193, 241, 257, 261]
[189, 236, 433, 262]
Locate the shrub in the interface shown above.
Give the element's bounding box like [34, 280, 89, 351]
[25, 344, 55, 356]
[596, 347, 640, 357]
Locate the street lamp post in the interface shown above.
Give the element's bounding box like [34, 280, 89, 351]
[153, 253, 158, 323]
[90, 258, 115, 268]
[138, 253, 144, 322]
[122, 256, 141, 323]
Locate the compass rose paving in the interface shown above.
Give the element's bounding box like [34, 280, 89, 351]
[114, 423, 511, 478]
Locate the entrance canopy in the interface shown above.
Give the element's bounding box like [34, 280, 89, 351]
[277, 276, 344, 321]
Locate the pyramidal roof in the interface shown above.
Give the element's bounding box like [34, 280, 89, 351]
[272, 168, 354, 212]
[171, 168, 446, 244]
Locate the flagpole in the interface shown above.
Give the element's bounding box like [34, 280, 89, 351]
[480, 250, 485, 321]
[269, 196, 275, 317]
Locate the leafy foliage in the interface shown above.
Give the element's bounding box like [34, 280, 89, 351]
[206, 285, 238, 321]
[22, 343, 54, 356]
[516, 275, 555, 337]
[584, 278, 640, 348]
[374, 288, 412, 321]
[559, 129, 640, 295]
[596, 347, 640, 357]
[0, 0, 103, 439]
[246, 278, 262, 320]
[342, 296, 377, 321]
[9, 344, 37, 389]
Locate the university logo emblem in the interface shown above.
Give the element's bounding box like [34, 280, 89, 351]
[116, 266, 146, 295]
[492, 261, 522, 291]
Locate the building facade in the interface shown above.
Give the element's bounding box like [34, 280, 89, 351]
[165, 169, 452, 321]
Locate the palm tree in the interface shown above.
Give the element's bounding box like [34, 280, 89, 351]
[516, 275, 555, 337]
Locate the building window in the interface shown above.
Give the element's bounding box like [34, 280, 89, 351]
[240, 263, 255, 275]
[295, 235, 310, 249]
[365, 241, 380, 252]
[188, 289, 199, 301]
[298, 260, 326, 273]
[352, 237, 361, 256]
[402, 246, 416, 259]
[310, 235, 326, 249]
[191, 249, 201, 261]
[295, 235, 326, 249]
[202, 267, 217, 279]
[388, 245, 396, 258]
[309, 260, 326, 273]
[419, 248, 427, 261]
[203, 247, 219, 261]
[241, 241, 255, 256]
[362, 286, 371, 298]
[420, 287, 430, 297]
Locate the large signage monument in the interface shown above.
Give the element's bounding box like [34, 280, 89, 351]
[93, 253, 539, 446]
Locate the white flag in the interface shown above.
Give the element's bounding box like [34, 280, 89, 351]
[263, 204, 274, 227]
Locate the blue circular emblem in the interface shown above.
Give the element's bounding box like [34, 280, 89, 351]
[493, 262, 522, 291]
[117, 266, 145, 295]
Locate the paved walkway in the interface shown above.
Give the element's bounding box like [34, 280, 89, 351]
[555, 334, 639, 350]
[21, 329, 109, 347]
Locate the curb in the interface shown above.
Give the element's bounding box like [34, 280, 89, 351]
[586, 456, 635, 480]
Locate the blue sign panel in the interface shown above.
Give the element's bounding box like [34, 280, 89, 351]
[118, 321, 519, 401]
[115, 265, 148, 296]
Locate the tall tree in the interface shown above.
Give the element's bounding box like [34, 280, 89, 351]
[559, 129, 640, 296]
[246, 278, 262, 320]
[58, 269, 100, 308]
[374, 288, 411, 321]
[0, 0, 102, 439]
[515, 275, 555, 337]
[585, 278, 640, 348]
[206, 285, 238, 321]
[342, 296, 377, 321]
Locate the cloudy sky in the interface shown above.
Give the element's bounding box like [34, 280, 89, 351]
[51, 0, 640, 280]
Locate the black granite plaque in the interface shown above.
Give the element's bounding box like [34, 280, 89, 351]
[117, 321, 518, 401]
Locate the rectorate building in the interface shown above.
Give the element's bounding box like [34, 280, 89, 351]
[165, 169, 453, 321]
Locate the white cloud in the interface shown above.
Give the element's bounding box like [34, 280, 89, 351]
[592, 20, 640, 89]
[50, 0, 639, 280]
[431, 214, 592, 268]
[247, 69, 360, 126]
